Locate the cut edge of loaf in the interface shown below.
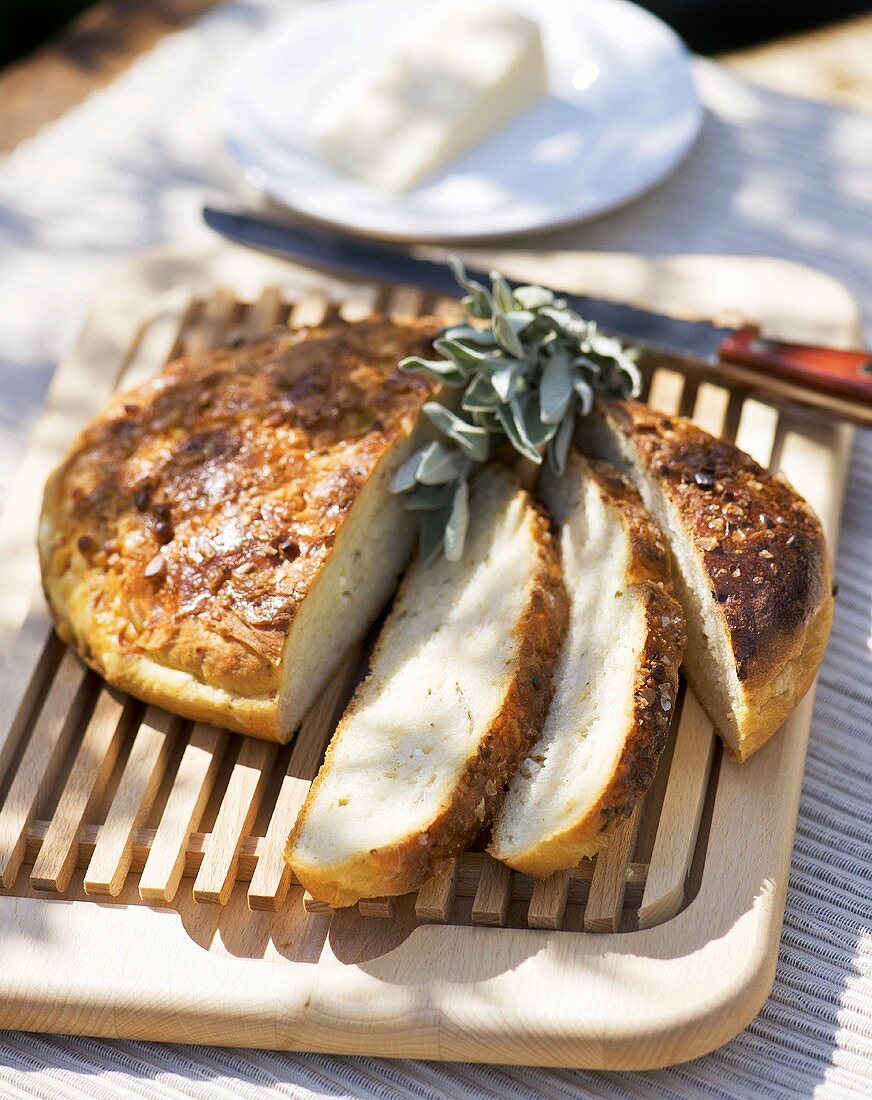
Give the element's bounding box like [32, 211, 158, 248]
[580, 400, 833, 762]
[490, 452, 685, 878]
[285, 464, 569, 907]
[276, 415, 433, 738]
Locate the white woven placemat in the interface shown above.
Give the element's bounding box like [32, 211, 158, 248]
[0, 2, 870, 1096]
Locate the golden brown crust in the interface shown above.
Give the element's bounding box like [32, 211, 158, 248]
[286, 489, 569, 906]
[733, 588, 833, 762]
[600, 399, 833, 760]
[39, 316, 440, 737]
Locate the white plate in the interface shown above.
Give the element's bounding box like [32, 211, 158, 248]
[221, 0, 703, 242]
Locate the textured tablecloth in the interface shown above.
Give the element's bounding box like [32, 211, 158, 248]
[0, 2, 870, 1096]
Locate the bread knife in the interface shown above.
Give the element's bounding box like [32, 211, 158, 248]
[203, 206, 872, 424]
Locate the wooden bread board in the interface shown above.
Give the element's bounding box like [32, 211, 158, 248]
[0, 240, 857, 1069]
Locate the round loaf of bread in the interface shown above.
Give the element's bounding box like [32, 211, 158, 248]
[39, 316, 440, 740]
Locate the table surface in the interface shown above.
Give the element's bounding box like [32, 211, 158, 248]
[0, 2, 870, 1098]
[2, 2, 872, 154]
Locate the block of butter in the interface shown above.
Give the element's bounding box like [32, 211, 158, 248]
[313, 1, 548, 193]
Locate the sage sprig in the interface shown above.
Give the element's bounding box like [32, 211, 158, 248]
[391, 258, 642, 562]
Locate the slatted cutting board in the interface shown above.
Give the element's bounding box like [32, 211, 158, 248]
[0, 241, 857, 1068]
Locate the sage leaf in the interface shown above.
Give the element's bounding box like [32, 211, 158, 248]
[448, 256, 486, 297]
[518, 391, 557, 448]
[498, 399, 542, 464]
[399, 355, 466, 387]
[416, 440, 470, 485]
[462, 289, 493, 320]
[505, 309, 536, 331]
[443, 324, 495, 347]
[513, 284, 554, 310]
[572, 375, 595, 417]
[400, 483, 455, 511]
[394, 256, 641, 562]
[490, 271, 516, 314]
[471, 409, 502, 432]
[573, 353, 601, 380]
[432, 337, 489, 372]
[476, 356, 513, 377]
[420, 504, 453, 565]
[390, 447, 426, 493]
[444, 479, 469, 562]
[539, 352, 574, 423]
[491, 312, 524, 358]
[423, 403, 490, 462]
[548, 396, 576, 475]
[491, 359, 526, 402]
[462, 375, 500, 411]
[541, 306, 588, 339]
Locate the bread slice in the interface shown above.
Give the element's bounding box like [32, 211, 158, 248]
[38, 316, 441, 741]
[285, 465, 568, 907]
[490, 452, 685, 877]
[579, 400, 833, 761]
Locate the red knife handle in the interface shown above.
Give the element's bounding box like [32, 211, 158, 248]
[719, 327, 872, 409]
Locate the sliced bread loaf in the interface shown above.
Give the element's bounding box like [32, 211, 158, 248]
[490, 452, 685, 877]
[285, 465, 568, 907]
[579, 400, 833, 762]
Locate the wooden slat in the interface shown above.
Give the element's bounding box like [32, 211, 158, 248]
[358, 897, 395, 918]
[0, 650, 94, 888]
[387, 286, 424, 320]
[776, 417, 845, 539]
[239, 286, 285, 335]
[678, 376, 700, 419]
[289, 290, 330, 328]
[0, 604, 58, 782]
[192, 737, 275, 905]
[179, 287, 239, 354]
[247, 649, 362, 912]
[161, 296, 203, 365]
[30, 687, 133, 892]
[432, 296, 465, 324]
[584, 802, 645, 933]
[22, 816, 653, 902]
[415, 860, 459, 922]
[302, 891, 332, 913]
[461, 857, 641, 913]
[734, 397, 780, 465]
[527, 870, 571, 930]
[83, 707, 178, 896]
[639, 692, 717, 928]
[471, 856, 513, 927]
[647, 367, 686, 415]
[338, 284, 379, 321]
[244, 772, 304, 911]
[138, 722, 228, 903]
[115, 298, 199, 391]
[26, 820, 260, 879]
[691, 382, 731, 435]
